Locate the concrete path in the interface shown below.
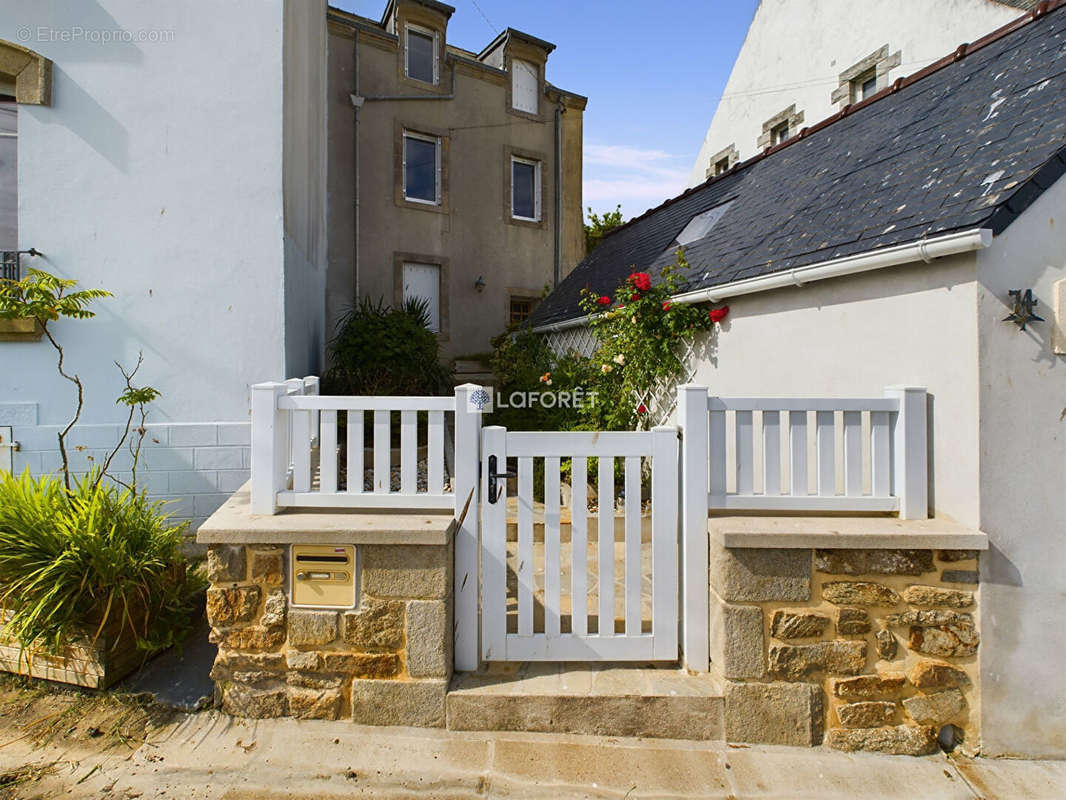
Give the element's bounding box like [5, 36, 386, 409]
[3, 709, 1065, 798]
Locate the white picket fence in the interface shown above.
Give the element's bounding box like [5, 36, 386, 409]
[250, 379, 483, 514]
[676, 383, 928, 671]
[250, 378, 930, 672]
[480, 426, 678, 661]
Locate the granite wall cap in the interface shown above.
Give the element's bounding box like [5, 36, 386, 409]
[710, 515, 988, 550]
[196, 484, 455, 545]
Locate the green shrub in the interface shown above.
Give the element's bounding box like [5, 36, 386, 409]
[0, 470, 202, 655]
[323, 297, 452, 396]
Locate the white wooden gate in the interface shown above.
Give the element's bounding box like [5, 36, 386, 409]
[480, 426, 679, 662]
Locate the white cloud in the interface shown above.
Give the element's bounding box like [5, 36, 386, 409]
[583, 143, 691, 219]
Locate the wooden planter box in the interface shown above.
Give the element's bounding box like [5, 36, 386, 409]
[0, 611, 146, 689]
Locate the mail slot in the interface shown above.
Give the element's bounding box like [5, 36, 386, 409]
[290, 545, 356, 608]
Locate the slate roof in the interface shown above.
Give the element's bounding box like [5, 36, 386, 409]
[531, 2, 1066, 328]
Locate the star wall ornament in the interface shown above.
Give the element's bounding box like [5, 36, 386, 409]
[1003, 289, 1044, 331]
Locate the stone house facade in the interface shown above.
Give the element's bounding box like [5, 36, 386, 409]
[325, 0, 587, 359]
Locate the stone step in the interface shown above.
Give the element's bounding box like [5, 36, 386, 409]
[447, 663, 725, 741]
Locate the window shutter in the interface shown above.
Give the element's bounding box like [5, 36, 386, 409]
[435, 137, 442, 203]
[512, 60, 539, 114]
[434, 31, 440, 84]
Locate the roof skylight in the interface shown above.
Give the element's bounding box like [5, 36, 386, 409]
[674, 201, 734, 247]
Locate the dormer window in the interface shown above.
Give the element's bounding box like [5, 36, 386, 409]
[831, 45, 900, 109]
[770, 120, 790, 145]
[405, 24, 439, 85]
[511, 59, 539, 114]
[854, 69, 877, 102]
[757, 105, 803, 150]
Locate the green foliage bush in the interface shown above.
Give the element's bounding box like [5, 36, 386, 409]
[0, 470, 202, 655]
[584, 205, 625, 253]
[323, 297, 452, 396]
[490, 253, 722, 433]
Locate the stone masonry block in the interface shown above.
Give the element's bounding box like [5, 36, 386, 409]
[908, 660, 969, 690]
[250, 548, 285, 585]
[287, 610, 338, 648]
[815, 549, 933, 576]
[405, 599, 452, 679]
[770, 611, 830, 640]
[343, 599, 405, 651]
[902, 688, 966, 725]
[827, 724, 937, 755]
[288, 687, 342, 720]
[901, 585, 973, 608]
[822, 581, 900, 606]
[206, 586, 261, 626]
[768, 641, 867, 681]
[211, 626, 285, 651]
[724, 681, 824, 746]
[837, 701, 897, 728]
[206, 545, 246, 583]
[321, 652, 400, 678]
[361, 545, 450, 599]
[709, 540, 810, 603]
[260, 590, 287, 628]
[350, 679, 447, 728]
[221, 683, 288, 718]
[709, 590, 764, 679]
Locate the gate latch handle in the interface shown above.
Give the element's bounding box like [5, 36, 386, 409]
[486, 455, 516, 505]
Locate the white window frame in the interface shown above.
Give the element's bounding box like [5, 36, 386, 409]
[510, 156, 542, 222]
[511, 59, 539, 115]
[402, 130, 442, 206]
[404, 23, 439, 85]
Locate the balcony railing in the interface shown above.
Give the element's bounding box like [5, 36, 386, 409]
[1, 249, 40, 282]
[0, 251, 18, 281]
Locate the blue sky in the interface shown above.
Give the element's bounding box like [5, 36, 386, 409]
[332, 0, 758, 220]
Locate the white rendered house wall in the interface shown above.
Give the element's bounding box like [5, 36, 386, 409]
[0, 1, 325, 535]
[687, 0, 1023, 187]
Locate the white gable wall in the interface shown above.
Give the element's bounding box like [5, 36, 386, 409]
[975, 175, 1066, 758]
[0, 1, 326, 536]
[688, 0, 1024, 187]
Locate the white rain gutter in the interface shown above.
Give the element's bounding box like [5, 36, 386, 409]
[531, 228, 993, 334]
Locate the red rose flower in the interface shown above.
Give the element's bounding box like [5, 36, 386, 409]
[629, 272, 652, 293]
[637, 403, 648, 414]
[662, 301, 672, 311]
[709, 305, 729, 323]
[596, 295, 611, 306]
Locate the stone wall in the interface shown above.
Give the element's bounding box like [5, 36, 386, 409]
[710, 539, 980, 755]
[205, 541, 452, 726]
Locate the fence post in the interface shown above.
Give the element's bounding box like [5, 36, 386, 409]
[480, 425, 507, 662]
[651, 425, 680, 660]
[303, 376, 320, 444]
[884, 385, 928, 520]
[677, 384, 710, 672]
[453, 384, 484, 672]
[251, 382, 286, 515]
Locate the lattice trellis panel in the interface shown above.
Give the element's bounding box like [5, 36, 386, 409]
[542, 325, 701, 429]
[544, 326, 598, 359]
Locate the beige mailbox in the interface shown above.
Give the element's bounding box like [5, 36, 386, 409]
[290, 545, 357, 608]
